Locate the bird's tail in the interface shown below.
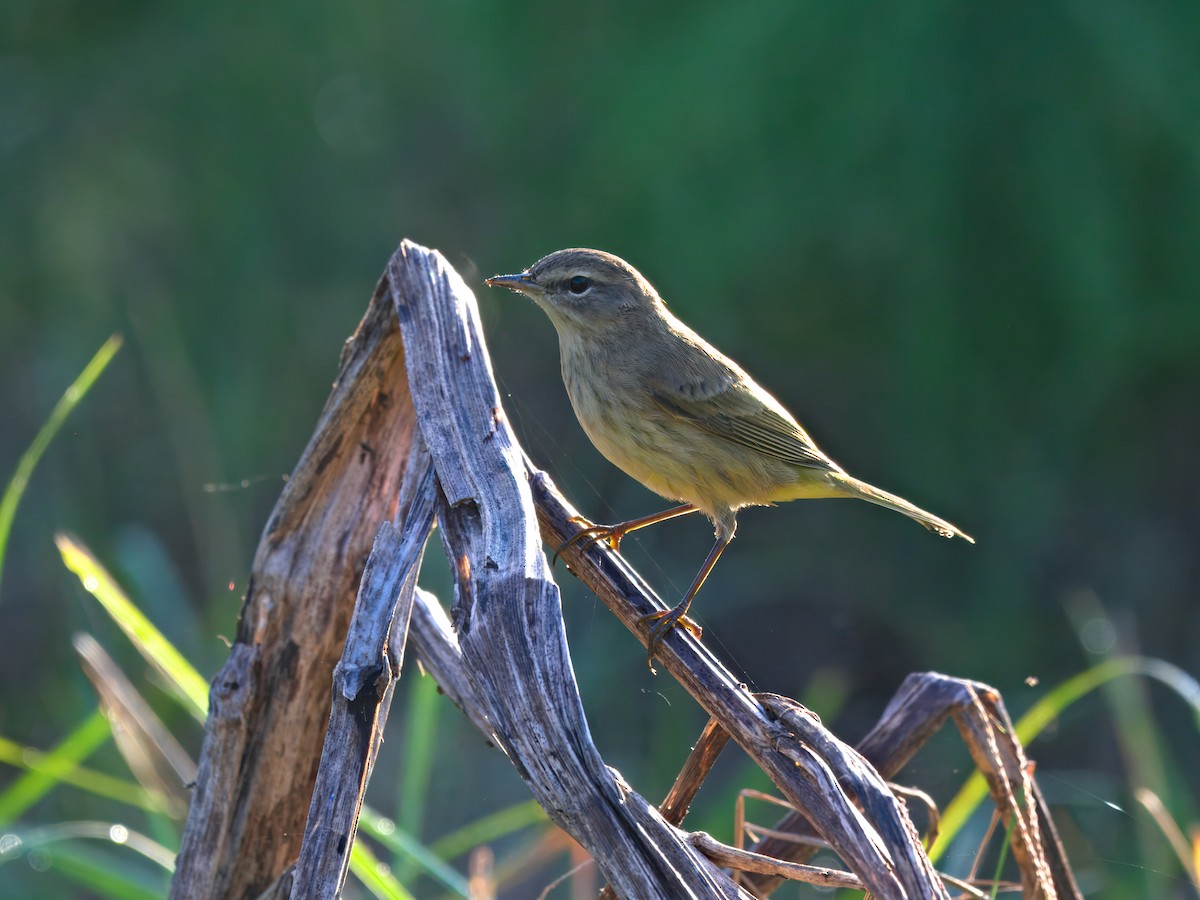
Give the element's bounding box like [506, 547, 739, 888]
[830, 473, 975, 543]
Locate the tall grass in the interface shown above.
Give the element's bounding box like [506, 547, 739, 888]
[0, 339, 560, 896]
[0, 335, 122, 598]
[4, 337, 1197, 897]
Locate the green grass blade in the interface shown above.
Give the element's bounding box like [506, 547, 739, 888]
[929, 656, 1200, 864]
[429, 799, 549, 861]
[0, 732, 161, 814]
[0, 334, 122, 599]
[360, 806, 468, 897]
[0, 821, 174, 899]
[10, 847, 164, 900]
[0, 709, 113, 824]
[989, 815, 1017, 899]
[395, 673, 441, 881]
[349, 840, 417, 900]
[0, 820, 176, 871]
[56, 533, 209, 720]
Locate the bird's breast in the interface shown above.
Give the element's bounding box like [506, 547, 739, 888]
[557, 339, 807, 519]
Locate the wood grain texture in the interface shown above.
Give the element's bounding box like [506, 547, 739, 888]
[171, 238, 1078, 900]
[388, 240, 749, 899]
[741, 672, 1083, 899]
[289, 444, 437, 898]
[532, 472, 949, 899]
[171, 282, 416, 900]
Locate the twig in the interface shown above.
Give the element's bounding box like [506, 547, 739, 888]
[741, 672, 1083, 899]
[534, 473, 951, 899]
[660, 717, 731, 826]
[690, 831, 864, 889]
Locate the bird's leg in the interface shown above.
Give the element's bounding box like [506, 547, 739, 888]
[640, 532, 732, 671]
[552, 503, 697, 566]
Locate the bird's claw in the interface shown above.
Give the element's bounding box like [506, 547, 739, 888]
[639, 607, 702, 671]
[551, 520, 626, 567]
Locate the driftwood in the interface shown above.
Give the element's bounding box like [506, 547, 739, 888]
[389, 244, 746, 897]
[737, 673, 1082, 899]
[538, 472, 1084, 899]
[288, 444, 436, 898]
[172, 283, 415, 900]
[171, 239, 1080, 899]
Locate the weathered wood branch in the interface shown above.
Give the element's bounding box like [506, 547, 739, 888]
[740, 672, 1084, 899]
[532, 473, 950, 899]
[660, 717, 731, 827]
[689, 832, 865, 891]
[387, 242, 750, 898]
[173, 237, 1079, 900]
[172, 280, 415, 900]
[533, 469, 1081, 897]
[408, 587, 495, 741]
[250, 574, 490, 900]
[289, 441, 437, 897]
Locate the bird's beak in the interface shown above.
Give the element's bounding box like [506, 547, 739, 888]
[485, 272, 539, 296]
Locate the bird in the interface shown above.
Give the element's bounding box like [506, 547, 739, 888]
[486, 248, 972, 668]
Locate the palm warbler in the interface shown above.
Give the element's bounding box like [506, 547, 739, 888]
[487, 248, 972, 667]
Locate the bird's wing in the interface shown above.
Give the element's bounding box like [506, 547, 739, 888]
[646, 344, 835, 471]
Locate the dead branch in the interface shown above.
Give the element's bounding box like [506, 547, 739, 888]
[289, 442, 437, 897]
[739, 672, 1083, 899]
[661, 717, 731, 826]
[171, 279, 415, 900]
[691, 831, 864, 890]
[388, 242, 748, 898]
[534, 473, 950, 898]
[173, 238, 1080, 900]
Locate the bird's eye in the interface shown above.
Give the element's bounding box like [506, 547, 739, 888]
[568, 275, 592, 294]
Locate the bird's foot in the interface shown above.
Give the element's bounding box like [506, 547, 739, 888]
[638, 606, 702, 672]
[552, 517, 628, 567]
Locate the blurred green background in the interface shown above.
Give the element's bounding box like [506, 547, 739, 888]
[3, 1, 1199, 897]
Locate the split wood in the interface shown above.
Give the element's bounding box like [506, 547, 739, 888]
[170, 239, 1082, 900]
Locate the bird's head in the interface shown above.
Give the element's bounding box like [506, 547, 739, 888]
[486, 248, 661, 337]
